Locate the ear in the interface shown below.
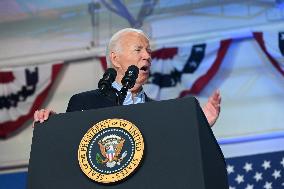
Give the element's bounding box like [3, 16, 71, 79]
[110, 51, 121, 69]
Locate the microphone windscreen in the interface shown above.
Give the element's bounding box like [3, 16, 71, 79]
[121, 65, 139, 87]
[98, 68, 117, 93]
[104, 68, 117, 82]
[127, 65, 139, 76]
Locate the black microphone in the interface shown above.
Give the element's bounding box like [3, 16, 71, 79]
[118, 65, 139, 105]
[98, 68, 117, 95]
[121, 65, 139, 89]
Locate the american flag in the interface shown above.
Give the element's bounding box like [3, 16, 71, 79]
[225, 151, 284, 189]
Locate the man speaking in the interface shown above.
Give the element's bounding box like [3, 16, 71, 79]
[34, 28, 221, 126]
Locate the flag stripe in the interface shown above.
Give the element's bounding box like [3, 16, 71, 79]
[253, 32, 284, 77]
[180, 39, 232, 96]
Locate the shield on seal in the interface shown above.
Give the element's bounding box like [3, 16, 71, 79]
[106, 145, 116, 162]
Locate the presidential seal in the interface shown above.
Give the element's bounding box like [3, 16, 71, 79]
[78, 118, 144, 184]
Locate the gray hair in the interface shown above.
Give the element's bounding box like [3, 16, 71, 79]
[106, 28, 149, 67]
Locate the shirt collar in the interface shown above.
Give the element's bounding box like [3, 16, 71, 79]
[112, 81, 145, 105]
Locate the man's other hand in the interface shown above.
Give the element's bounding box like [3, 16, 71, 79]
[202, 90, 221, 127]
[33, 109, 56, 127]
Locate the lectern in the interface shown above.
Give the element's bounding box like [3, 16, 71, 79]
[27, 96, 228, 189]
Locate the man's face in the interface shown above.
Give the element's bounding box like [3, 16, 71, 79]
[111, 32, 152, 92]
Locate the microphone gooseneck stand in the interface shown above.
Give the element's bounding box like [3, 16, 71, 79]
[117, 86, 128, 106]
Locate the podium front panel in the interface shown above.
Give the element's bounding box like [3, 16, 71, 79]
[27, 97, 227, 189]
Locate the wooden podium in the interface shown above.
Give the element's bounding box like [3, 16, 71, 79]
[27, 97, 228, 189]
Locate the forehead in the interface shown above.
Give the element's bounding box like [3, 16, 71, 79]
[119, 32, 150, 48]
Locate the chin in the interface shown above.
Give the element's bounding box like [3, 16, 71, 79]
[137, 75, 149, 85]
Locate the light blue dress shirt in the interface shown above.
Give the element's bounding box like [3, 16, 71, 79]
[112, 82, 145, 105]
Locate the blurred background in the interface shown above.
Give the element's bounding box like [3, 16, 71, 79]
[0, 0, 284, 188]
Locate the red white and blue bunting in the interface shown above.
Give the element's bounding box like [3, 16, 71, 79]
[0, 63, 63, 138]
[143, 39, 232, 100]
[3, 32, 280, 137]
[254, 31, 284, 77]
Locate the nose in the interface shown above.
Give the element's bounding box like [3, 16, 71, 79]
[142, 49, 151, 62]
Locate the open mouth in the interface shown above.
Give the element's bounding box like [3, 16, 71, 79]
[140, 66, 149, 72]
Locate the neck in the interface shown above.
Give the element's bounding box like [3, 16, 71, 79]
[115, 75, 123, 86]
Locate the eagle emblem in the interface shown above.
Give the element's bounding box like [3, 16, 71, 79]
[78, 119, 144, 183]
[96, 134, 127, 168]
